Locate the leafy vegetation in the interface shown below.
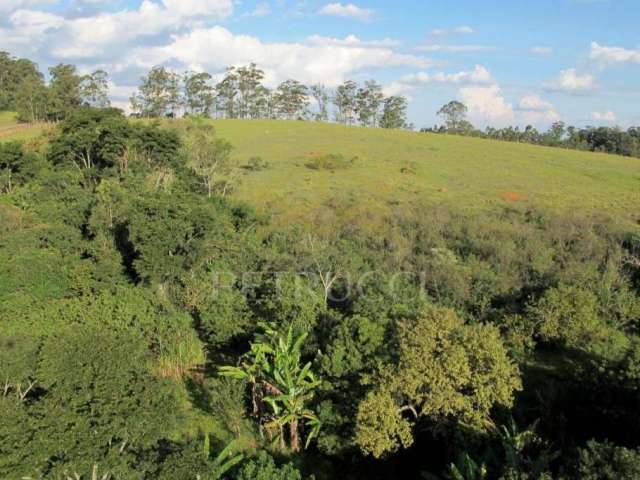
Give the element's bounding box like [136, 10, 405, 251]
[0, 86, 639, 478]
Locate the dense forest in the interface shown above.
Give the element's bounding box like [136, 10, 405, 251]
[2, 50, 640, 480]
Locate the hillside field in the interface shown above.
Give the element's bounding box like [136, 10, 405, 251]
[208, 120, 640, 229]
[2, 116, 638, 228]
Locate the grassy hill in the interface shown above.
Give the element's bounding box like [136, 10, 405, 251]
[2, 115, 638, 229]
[209, 119, 640, 229]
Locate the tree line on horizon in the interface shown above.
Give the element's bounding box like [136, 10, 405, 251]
[2, 50, 639, 159]
[429, 100, 640, 159]
[0, 51, 410, 130]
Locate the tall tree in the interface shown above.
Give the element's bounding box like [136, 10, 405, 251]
[274, 80, 309, 120]
[356, 80, 384, 127]
[236, 63, 266, 119]
[437, 100, 468, 131]
[0, 52, 44, 111]
[309, 84, 330, 122]
[183, 71, 215, 116]
[216, 67, 239, 119]
[131, 66, 181, 118]
[47, 63, 83, 121]
[379, 95, 408, 129]
[333, 80, 357, 124]
[184, 124, 236, 197]
[80, 69, 110, 108]
[15, 77, 48, 123]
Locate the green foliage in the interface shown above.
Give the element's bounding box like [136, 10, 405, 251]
[563, 440, 640, 480]
[247, 155, 270, 171]
[448, 454, 488, 480]
[305, 153, 357, 170]
[236, 451, 304, 480]
[528, 284, 620, 353]
[1, 99, 640, 479]
[356, 307, 522, 458]
[220, 325, 322, 452]
[48, 107, 131, 173]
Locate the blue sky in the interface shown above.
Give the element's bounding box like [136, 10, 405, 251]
[1, 0, 638, 128]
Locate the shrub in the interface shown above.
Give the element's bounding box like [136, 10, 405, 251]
[563, 440, 640, 480]
[247, 156, 270, 171]
[305, 153, 357, 170]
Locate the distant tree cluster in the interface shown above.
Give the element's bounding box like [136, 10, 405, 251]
[428, 100, 640, 159]
[0, 51, 109, 123]
[129, 63, 410, 129]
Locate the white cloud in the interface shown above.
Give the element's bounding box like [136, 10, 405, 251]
[305, 34, 400, 48]
[591, 110, 617, 122]
[246, 1, 271, 18]
[10, 9, 65, 34]
[417, 44, 496, 53]
[544, 68, 595, 93]
[516, 95, 560, 124]
[590, 42, 640, 65]
[383, 65, 493, 96]
[429, 26, 475, 36]
[318, 3, 372, 21]
[8, 0, 234, 60]
[161, 0, 233, 18]
[453, 25, 475, 34]
[430, 28, 448, 37]
[124, 26, 427, 87]
[452, 87, 559, 127]
[518, 95, 554, 112]
[530, 46, 552, 56]
[459, 84, 515, 124]
[0, 0, 54, 13]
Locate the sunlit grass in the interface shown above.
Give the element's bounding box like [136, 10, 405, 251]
[206, 119, 640, 229]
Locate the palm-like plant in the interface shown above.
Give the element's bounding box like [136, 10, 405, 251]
[200, 437, 244, 480]
[219, 324, 321, 452]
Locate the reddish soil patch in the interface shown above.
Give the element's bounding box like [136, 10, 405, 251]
[499, 191, 529, 202]
[307, 151, 324, 157]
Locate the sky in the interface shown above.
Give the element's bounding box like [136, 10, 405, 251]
[1, 0, 639, 129]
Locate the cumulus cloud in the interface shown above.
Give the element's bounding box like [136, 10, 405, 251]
[590, 42, 640, 65]
[459, 84, 515, 124]
[518, 95, 554, 111]
[120, 27, 427, 87]
[516, 95, 560, 124]
[383, 65, 494, 96]
[0, 0, 54, 13]
[318, 3, 372, 21]
[591, 110, 616, 121]
[544, 68, 595, 93]
[4, 0, 234, 61]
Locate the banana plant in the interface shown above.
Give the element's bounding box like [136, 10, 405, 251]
[219, 323, 321, 452]
[201, 437, 244, 480]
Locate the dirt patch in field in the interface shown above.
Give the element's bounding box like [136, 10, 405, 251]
[307, 151, 324, 157]
[499, 191, 529, 202]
